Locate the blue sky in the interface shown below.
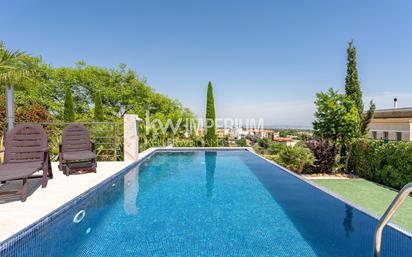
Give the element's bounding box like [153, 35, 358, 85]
[1, 0, 412, 126]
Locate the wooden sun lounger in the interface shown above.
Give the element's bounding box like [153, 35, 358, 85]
[58, 124, 97, 176]
[0, 124, 52, 202]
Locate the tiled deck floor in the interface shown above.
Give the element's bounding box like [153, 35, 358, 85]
[0, 161, 132, 242]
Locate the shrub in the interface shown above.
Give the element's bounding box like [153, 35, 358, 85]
[257, 138, 271, 149]
[349, 139, 412, 189]
[15, 103, 52, 123]
[276, 145, 315, 174]
[253, 145, 263, 154]
[236, 138, 247, 147]
[263, 154, 281, 163]
[306, 139, 337, 173]
[192, 135, 204, 147]
[0, 96, 52, 136]
[173, 139, 196, 147]
[267, 143, 287, 155]
[218, 136, 229, 147]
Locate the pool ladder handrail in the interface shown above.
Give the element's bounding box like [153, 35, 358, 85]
[373, 182, 412, 257]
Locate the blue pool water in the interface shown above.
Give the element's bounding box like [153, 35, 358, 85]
[1, 150, 411, 256]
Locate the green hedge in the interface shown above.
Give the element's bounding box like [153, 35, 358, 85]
[349, 139, 412, 189]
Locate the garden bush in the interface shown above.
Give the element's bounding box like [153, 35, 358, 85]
[173, 139, 197, 147]
[349, 139, 412, 189]
[267, 143, 287, 155]
[257, 138, 271, 149]
[263, 144, 314, 174]
[235, 138, 247, 147]
[306, 139, 337, 173]
[253, 139, 285, 155]
[277, 145, 314, 174]
[0, 96, 52, 136]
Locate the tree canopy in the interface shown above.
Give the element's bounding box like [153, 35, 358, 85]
[0, 42, 31, 86]
[0, 41, 196, 148]
[313, 88, 361, 146]
[313, 88, 362, 172]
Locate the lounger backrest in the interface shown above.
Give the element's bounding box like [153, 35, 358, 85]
[4, 123, 48, 163]
[62, 124, 91, 153]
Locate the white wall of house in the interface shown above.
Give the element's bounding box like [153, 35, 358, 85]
[368, 118, 412, 141]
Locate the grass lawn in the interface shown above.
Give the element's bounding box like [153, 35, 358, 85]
[312, 178, 412, 232]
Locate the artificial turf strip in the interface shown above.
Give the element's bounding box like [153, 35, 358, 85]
[312, 178, 412, 232]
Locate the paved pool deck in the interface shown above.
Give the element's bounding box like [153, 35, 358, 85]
[0, 161, 136, 242]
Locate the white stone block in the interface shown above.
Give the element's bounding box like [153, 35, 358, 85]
[123, 114, 142, 161]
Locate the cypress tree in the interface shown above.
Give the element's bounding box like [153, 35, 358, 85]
[63, 87, 75, 122]
[94, 92, 104, 121]
[205, 81, 217, 146]
[361, 100, 376, 135]
[344, 40, 363, 117]
[344, 40, 375, 135]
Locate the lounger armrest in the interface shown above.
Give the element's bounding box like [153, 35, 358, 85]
[91, 141, 96, 153]
[42, 147, 50, 164]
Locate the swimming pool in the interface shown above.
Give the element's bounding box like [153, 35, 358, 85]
[1, 149, 411, 256]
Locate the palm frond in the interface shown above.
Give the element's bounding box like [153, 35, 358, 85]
[0, 48, 32, 84]
[0, 49, 26, 67]
[0, 69, 30, 83]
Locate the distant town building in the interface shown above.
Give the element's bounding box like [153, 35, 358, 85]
[197, 126, 306, 146]
[233, 128, 249, 139]
[368, 107, 412, 142]
[216, 128, 230, 138]
[250, 129, 275, 140]
[273, 137, 298, 147]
